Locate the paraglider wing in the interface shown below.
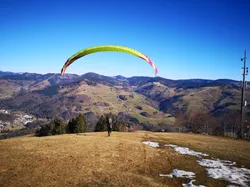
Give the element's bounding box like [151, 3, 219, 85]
[61, 45, 158, 76]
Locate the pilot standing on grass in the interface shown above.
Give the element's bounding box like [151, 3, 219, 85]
[107, 117, 112, 136]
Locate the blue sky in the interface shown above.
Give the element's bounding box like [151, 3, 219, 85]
[1, 0, 250, 80]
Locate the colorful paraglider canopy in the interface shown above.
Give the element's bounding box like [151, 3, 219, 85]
[61, 45, 158, 76]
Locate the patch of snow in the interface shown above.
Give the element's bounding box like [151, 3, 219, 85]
[165, 144, 208, 158]
[160, 169, 206, 187]
[144, 141, 250, 186]
[182, 180, 206, 187]
[165, 144, 178, 148]
[197, 159, 250, 187]
[160, 169, 195, 179]
[142, 141, 159, 148]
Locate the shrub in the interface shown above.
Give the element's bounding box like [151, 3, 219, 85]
[136, 106, 142, 110]
[140, 112, 149, 117]
[119, 95, 127, 100]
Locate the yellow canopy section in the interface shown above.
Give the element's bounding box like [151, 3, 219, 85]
[61, 45, 158, 76]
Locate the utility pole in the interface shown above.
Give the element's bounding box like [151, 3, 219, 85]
[240, 50, 247, 139]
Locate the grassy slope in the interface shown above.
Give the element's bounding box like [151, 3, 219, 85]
[182, 87, 222, 112]
[182, 86, 250, 113]
[1, 132, 250, 187]
[136, 83, 245, 115]
[0, 80, 22, 98]
[62, 83, 173, 125]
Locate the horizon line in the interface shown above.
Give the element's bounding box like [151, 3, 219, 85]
[0, 70, 242, 82]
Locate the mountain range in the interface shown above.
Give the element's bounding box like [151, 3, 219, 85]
[0, 71, 249, 130]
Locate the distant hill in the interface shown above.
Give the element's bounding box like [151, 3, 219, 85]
[0, 71, 22, 77]
[0, 71, 247, 130]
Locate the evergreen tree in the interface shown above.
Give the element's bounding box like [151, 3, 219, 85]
[67, 118, 77, 133]
[76, 114, 87, 133]
[67, 114, 87, 133]
[95, 113, 123, 132]
[36, 123, 53, 136]
[113, 121, 123, 131]
[36, 117, 66, 136]
[95, 115, 106, 132]
[51, 117, 66, 135]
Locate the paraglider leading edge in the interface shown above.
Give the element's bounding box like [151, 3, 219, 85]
[60, 45, 158, 76]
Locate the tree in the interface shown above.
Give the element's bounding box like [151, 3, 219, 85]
[153, 123, 178, 132]
[95, 115, 106, 132]
[67, 114, 87, 133]
[114, 121, 128, 131]
[218, 111, 241, 138]
[67, 118, 76, 133]
[95, 112, 138, 132]
[51, 117, 66, 135]
[189, 112, 210, 133]
[106, 112, 124, 131]
[95, 113, 124, 132]
[175, 111, 211, 133]
[36, 124, 53, 136]
[141, 122, 153, 131]
[36, 117, 66, 136]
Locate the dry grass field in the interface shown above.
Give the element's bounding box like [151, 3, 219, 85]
[0, 132, 250, 187]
